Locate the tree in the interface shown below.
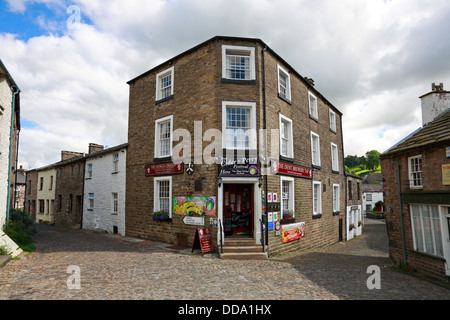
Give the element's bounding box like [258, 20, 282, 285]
[365, 150, 381, 171]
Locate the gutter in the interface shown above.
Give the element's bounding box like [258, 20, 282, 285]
[262, 45, 269, 249]
[6, 86, 20, 220]
[390, 157, 407, 266]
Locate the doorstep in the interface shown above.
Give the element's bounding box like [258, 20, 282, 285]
[0, 255, 12, 267]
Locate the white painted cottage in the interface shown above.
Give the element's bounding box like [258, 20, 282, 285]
[82, 143, 127, 235]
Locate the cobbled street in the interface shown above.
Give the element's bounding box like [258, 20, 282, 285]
[0, 219, 449, 300]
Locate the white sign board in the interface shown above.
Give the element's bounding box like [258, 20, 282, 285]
[183, 216, 204, 226]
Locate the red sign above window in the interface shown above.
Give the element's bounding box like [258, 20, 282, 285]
[271, 160, 312, 179]
[145, 162, 183, 176]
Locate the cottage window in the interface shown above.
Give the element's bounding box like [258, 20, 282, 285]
[331, 143, 339, 172]
[88, 193, 94, 210]
[279, 114, 293, 159]
[277, 65, 291, 101]
[112, 153, 119, 173]
[329, 109, 337, 133]
[309, 92, 318, 120]
[222, 101, 257, 150]
[154, 176, 172, 217]
[155, 67, 174, 101]
[411, 204, 443, 258]
[112, 193, 118, 213]
[311, 131, 321, 167]
[87, 163, 93, 178]
[39, 177, 43, 190]
[39, 199, 44, 213]
[155, 115, 173, 158]
[408, 155, 423, 189]
[222, 45, 255, 81]
[313, 181, 322, 216]
[333, 184, 340, 213]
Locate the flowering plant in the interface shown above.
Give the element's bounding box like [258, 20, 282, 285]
[283, 210, 294, 220]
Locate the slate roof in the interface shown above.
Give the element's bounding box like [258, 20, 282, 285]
[382, 109, 450, 157]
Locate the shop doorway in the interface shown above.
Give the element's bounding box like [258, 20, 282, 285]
[223, 184, 254, 237]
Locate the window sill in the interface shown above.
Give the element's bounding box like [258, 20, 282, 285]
[330, 128, 337, 134]
[87, 209, 93, 212]
[410, 250, 446, 262]
[333, 211, 340, 216]
[332, 170, 340, 174]
[85, 177, 91, 180]
[309, 115, 319, 122]
[312, 164, 321, 170]
[155, 95, 174, 105]
[312, 213, 322, 219]
[277, 93, 292, 105]
[111, 171, 119, 175]
[279, 155, 294, 163]
[221, 78, 256, 84]
[153, 156, 172, 163]
[280, 218, 296, 225]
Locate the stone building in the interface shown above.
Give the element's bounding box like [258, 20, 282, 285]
[82, 143, 127, 235]
[345, 174, 363, 240]
[25, 169, 38, 221]
[381, 83, 450, 282]
[13, 165, 26, 211]
[125, 36, 346, 258]
[0, 59, 21, 228]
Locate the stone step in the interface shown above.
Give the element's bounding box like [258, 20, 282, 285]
[222, 245, 265, 253]
[219, 252, 268, 260]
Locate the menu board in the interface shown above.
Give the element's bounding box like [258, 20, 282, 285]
[192, 228, 213, 256]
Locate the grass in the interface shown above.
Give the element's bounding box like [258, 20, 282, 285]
[346, 165, 381, 178]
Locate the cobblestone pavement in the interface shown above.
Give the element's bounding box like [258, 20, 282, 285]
[0, 219, 449, 300]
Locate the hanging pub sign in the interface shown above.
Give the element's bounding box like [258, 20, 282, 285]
[219, 156, 259, 177]
[271, 160, 312, 179]
[145, 162, 183, 176]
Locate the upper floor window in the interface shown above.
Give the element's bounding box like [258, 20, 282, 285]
[331, 143, 339, 172]
[39, 177, 43, 190]
[311, 131, 321, 167]
[155, 115, 173, 158]
[87, 163, 93, 178]
[277, 65, 291, 101]
[112, 153, 119, 173]
[329, 109, 337, 133]
[408, 155, 423, 189]
[222, 45, 255, 81]
[155, 66, 174, 101]
[309, 92, 318, 120]
[279, 114, 293, 159]
[222, 101, 257, 150]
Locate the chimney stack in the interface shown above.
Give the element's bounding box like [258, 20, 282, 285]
[61, 151, 84, 161]
[420, 83, 450, 126]
[88, 143, 104, 154]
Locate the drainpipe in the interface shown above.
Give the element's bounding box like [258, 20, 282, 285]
[390, 157, 407, 266]
[6, 86, 20, 221]
[261, 46, 268, 249]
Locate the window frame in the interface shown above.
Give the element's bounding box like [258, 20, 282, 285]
[310, 131, 321, 167]
[410, 204, 444, 258]
[222, 45, 256, 81]
[329, 109, 337, 133]
[88, 193, 94, 210]
[313, 181, 322, 216]
[277, 65, 291, 102]
[331, 143, 339, 172]
[154, 176, 172, 217]
[308, 91, 318, 120]
[112, 192, 118, 214]
[408, 155, 423, 189]
[279, 114, 294, 159]
[155, 66, 174, 102]
[333, 184, 340, 214]
[280, 176, 295, 220]
[112, 153, 119, 173]
[87, 163, 93, 179]
[154, 115, 174, 159]
[222, 101, 257, 150]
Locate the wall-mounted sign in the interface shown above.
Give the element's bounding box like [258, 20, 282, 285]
[173, 196, 216, 217]
[186, 162, 194, 175]
[271, 160, 312, 179]
[145, 162, 183, 176]
[273, 193, 278, 202]
[442, 164, 450, 185]
[282, 222, 306, 243]
[219, 156, 260, 177]
[183, 216, 204, 226]
[267, 193, 273, 202]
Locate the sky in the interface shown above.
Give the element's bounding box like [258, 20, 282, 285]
[1, 0, 450, 169]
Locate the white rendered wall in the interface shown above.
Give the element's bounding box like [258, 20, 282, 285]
[421, 92, 450, 126]
[36, 168, 56, 223]
[82, 148, 126, 235]
[0, 77, 13, 228]
[362, 192, 384, 215]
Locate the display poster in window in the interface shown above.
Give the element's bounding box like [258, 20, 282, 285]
[173, 196, 216, 216]
[282, 222, 306, 244]
[219, 156, 260, 177]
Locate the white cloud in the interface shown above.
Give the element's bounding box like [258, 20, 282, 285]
[2, 0, 450, 168]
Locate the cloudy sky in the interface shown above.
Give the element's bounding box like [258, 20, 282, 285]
[1, 0, 450, 169]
